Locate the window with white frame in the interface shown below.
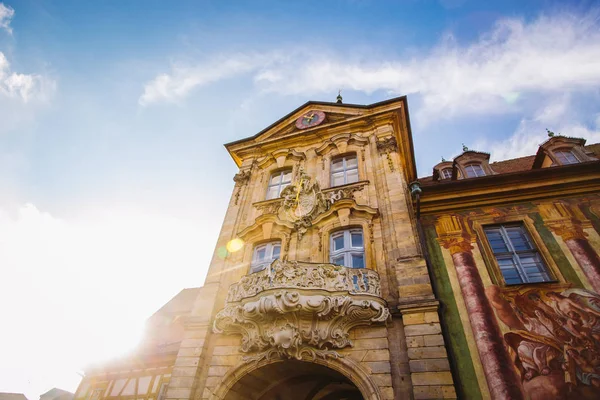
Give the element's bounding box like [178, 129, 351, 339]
[266, 169, 292, 200]
[251, 241, 281, 273]
[464, 164, 486, 178]
[330, 229, 365, 268]
[554, 149, 580, 165]
[331, 154, 359, 187]
[483, 224, 553, 285]
[440, 168, 452, 179]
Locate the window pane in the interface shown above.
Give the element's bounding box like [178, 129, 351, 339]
[465, 164, 485, 178]
[484, 229, 509, 253]
[485, 224, 552, 285]
[272, 244, 281, 259]
[351, 254, 365, 269]
[555, 150, 579, 165]
[351, 232, 363, 248]
[255, 248, 266, 261]
[270, 173, 282, 184]
[497, 257, 523, 284]
[333, 235, 345, 251]
[332, 172, 345, 186]
[331, 159, 344, 172]
[331, 255, 344, 266]
[506, 227, 532, 251]
[441, 168, 452, 179]
[282, 171, 292, 183]
[266, 186, 279, 200]
[345, 156, 358, 168]
[346, 169, 359, 184]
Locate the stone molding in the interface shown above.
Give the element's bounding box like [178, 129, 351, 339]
[213, 261, 390, 362]
[278, 170, 330, 240]
[226, 260, 383, 302]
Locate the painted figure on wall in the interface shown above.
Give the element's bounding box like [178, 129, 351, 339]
[486, 285, 600, 399]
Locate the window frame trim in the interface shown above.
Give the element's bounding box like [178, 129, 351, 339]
[483, 224, 553, 285]
[250, 240, 282, 273]
[472, 216, 563, 288]
[553, 148, 580, 165]
[464, 163, 486, 178]
[440, 168, 453, 180]
[330, 153, 359, 187]
[266, 168, 293, 200]
[329, 228, 365, 269]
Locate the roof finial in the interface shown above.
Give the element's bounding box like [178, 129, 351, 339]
[546, 128, 555, 137]
[441, 156, 446, 162]
[336, 89, 343, 104]
[462, 143, 469, 152]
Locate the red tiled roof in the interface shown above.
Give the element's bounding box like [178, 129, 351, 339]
[420, 143, 599, 183]
[489, 155, 535, 174]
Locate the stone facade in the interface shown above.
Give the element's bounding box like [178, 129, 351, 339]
[73, 96, 459, 400]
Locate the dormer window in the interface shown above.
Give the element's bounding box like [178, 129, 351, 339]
[440, 168, 452, 180]
[464, 164, 486, 178]
[554, 149, 579, 165]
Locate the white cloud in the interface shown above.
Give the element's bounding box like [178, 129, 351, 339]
[0, 2, 14, 34]
[476, 94, 600, 161]
[140, 10, 600, 121]
[0, 52, 55, 102]
[139, 53, 284, 106]
[0, 203, 209, 398]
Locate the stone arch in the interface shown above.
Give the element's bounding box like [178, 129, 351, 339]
[209, 356, 381, 400]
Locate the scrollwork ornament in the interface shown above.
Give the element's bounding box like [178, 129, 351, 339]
[376, 136, 398, 154]
[213, 261, 390, 364]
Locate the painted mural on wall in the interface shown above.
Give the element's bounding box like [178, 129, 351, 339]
[486, 284, 600, 399]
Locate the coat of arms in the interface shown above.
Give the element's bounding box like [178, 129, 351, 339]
[279, 169, 329, 239]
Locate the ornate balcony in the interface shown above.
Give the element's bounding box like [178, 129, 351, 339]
[213, 260, 390, 362]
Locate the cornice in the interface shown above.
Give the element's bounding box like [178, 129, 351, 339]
[418, 161, 600, 214]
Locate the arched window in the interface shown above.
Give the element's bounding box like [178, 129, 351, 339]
[250, 241, 281, 273]
[554, 149, 579, 165]
[464, 164, 486, 178]
[266, 169, 292, 200]
[330, 229, 364, 268]
[440, 168, 452, 179]
[331, 154, 359, 186]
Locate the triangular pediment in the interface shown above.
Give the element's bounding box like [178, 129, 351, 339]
[251, 102, 373, 144]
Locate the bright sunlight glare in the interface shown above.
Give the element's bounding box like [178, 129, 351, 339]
[0, 203, 210, 398]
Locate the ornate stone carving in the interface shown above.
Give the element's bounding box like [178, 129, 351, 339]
[233, 170, 251, 206]
[278, 170, 329, 240]
[326, 181, 366, 204]
[214, 261, 389, 362]
[376, 136, 398, 154]
[254, 199, 283, 215]
[233, 169, 251, 185]
[227, 260, 382, 302]
[377, 136, 398, 172]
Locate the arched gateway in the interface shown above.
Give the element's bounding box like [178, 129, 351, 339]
[212, 359, 375, 400]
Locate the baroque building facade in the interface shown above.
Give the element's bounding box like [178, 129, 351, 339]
[417, 135, 600, 399]
[73, 97, 600, 400]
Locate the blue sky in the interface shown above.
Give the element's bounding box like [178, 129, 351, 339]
[1, 0, 600, 397]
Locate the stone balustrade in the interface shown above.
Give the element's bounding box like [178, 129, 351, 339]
[226, 260, 382, 303]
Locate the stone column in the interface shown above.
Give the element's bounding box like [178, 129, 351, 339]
[436, 215, 523, 400]
[538, 202, 600, 292]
